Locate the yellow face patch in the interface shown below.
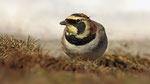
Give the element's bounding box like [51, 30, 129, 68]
[65, 16, 91, 38]
[75, 21, 91, 39]
[76, 30, 90, 39]
[65, 15, 92, 39]
[66, 25, 78, 35]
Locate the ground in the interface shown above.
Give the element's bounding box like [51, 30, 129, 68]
[0, 35, 150, 84]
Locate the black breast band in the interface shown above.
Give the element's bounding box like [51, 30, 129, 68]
[65, 33, 96, 46]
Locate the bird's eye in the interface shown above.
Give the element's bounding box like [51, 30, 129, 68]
[66, 19, 76, 24]
[76, 19, 81, 23]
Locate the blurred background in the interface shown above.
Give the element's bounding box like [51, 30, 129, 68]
[0, 0, 150, 57]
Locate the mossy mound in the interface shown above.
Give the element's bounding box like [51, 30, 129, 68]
[0, 35, 150, 84]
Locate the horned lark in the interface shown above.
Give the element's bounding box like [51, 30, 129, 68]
[60, 13, 108, 60]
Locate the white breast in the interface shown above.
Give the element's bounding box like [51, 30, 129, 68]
[62, 30, 101, 54]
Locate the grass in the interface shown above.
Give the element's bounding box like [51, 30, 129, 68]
[0, 35, 150, 84]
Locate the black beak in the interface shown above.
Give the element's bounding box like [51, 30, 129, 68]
[60, 20, 67, 25]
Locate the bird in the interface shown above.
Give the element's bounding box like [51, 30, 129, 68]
[60, 13, 108, 60]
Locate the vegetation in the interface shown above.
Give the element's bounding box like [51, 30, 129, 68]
[0, 35, 150, 84]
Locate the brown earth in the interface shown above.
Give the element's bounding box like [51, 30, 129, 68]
[0, 35, 150, 84]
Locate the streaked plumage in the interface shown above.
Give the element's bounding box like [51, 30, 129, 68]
[60, 13, 108, 60]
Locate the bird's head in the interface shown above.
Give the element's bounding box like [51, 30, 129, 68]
[60, 13, 97, 39]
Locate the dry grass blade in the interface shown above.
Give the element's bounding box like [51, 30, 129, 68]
[0, 35, 150, 84]
[0, 35, 40, 58]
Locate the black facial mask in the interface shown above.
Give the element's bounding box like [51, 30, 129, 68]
[66, 19, 86, 34]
